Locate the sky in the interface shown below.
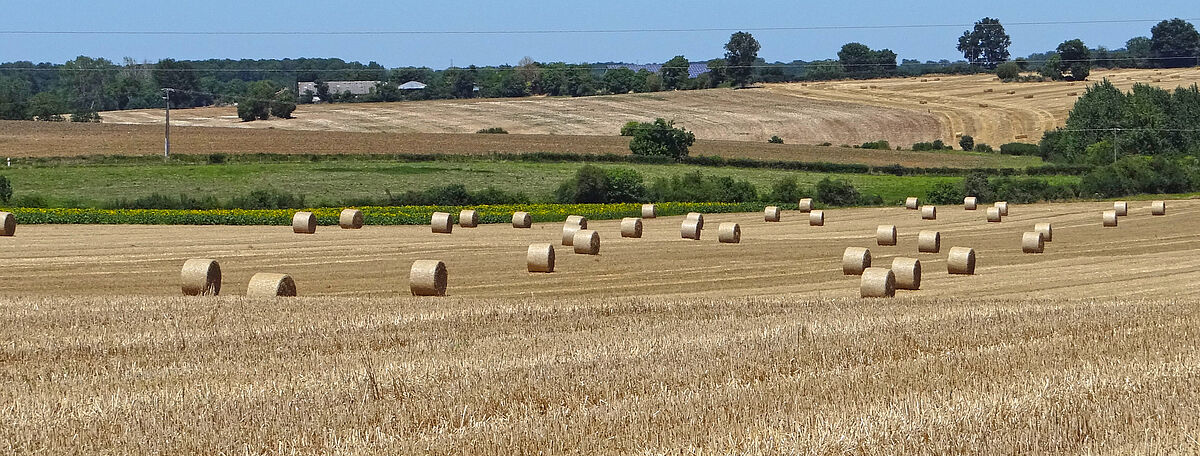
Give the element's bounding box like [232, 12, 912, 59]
[0, 0, 1194, 68]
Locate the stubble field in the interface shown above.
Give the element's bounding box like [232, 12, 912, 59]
[2, 200, 1199, 453]
[96, 67, 1200, 147]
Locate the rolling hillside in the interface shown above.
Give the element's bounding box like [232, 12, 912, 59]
[99, 67, 1200, 147]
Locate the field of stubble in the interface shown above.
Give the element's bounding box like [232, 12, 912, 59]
[2, 199, 1199, 454]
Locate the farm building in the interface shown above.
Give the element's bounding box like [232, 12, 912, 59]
[296, 80, 381, 97]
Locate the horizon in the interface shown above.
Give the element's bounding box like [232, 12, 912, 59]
[0, 1, 1194, 69]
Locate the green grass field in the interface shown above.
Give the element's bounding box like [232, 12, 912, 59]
[0, 158, 1072, 208]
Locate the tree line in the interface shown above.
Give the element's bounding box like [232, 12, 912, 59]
[0, 18, 1197, 122]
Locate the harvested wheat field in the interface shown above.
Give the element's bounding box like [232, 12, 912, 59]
[2, 200, 1200, 453]
[98, 67, 1200, 147]
[0, 120, 1036, 168]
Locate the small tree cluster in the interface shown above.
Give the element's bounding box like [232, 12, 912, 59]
[626, 119, 695, 161]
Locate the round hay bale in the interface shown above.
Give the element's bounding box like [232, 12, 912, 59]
[641, 204, 657, 219]
[905, 197, 920, 210]
[809, 210, 825, 226]
[572, 229, 600, 255]
[512, 211, 532, 228]
[1151, 201, 1166, 216]
[921, 205, 937, 220]
[292, 211, 316, 234]
[947, 247, 976, 275]
[620, 217, 643, 238]
[1113, 201, 1128, 216]
[1103, 210, 1118, 227]
[180, 259, 221, 296]
[876, 225, 897, 246]
[798, 198, 814, 213]
[562, 225, 580, 246]
[680, 219, 701, 240]
[964, 197, 978, 210]
[409, 260, 448, 296]
[527, 243, 555, 273]
[246, 273, 297, 297]
[1022, 231, 1044, 254]
[995, 201, 1009, 216]
[918, 230, 941, 253]
[987, 207, 1002, 223]
[764, 206, 780, 222]
[0, 211, 14, 236]
[459, 210, 479, 228]
[718, 223, 741, 243]
[431, 212, 453, 234]
[891, 257, 921, 290]
[339, 209, 364, 229]
[842, 247, 871, 275]
[565, 215, 588, 229]
[860, 267, 896, 298]
[685, 213, 704, 230]
[1034, 223, 1053, 242]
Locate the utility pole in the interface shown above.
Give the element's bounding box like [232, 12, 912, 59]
[163, 88, 172, 160]
[1112, 128, 1118, 163]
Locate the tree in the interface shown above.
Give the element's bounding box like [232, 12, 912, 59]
[837, 42, 897, 78]
[444, 66, 478, 98]
[62, 56, 116, 113]
[270, 90, 297, 119]
[705, 59, 727, 87]
[1039, 55, 1064, 81]
[26, 92, 67, 121]
[1125, 37, 1153, 67]
[957, 18, 1011, 68]
[237, 81, 275, 121]
[602, 68, 641, 94]
[661, 55, 690, 90]
[724, 32, 760, 87]
[959, 135, 975, 151]
[1056, 39, 1092, 81]
[0, 76, 32, 120]
[152, 59, 200, 107]
[627, 118, 695, 160]
[802, 60, 846, 80]
[1150, 19, 1200, 68]
[995, 61, 1021, 80]
[313, 80, 331, 103]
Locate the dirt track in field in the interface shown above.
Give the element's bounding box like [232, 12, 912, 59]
[98, 67, 1200, 146]
[2, 199, 1197, 299]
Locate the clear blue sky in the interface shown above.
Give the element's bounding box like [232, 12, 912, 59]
[0, 0, 1193, 68]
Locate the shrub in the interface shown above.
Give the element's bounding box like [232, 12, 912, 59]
[999, 142, 1039, 156]
[270, 95, 297, 119]
[554, 165, 646, 204]
[962, 173, 993, 202]
[646, 171, 757, 203]
[975, 143, 994, 153]
[603, 167, 647, 203]
[229, 188, 307, 209]
[996, 61, 1021, 80]
[819, 142, 833, 146]
[932, 139, 948, 150]
[925, 181, 963, 205]
[768, 136, 784, 144]
[628, 118, 695, 160]
[207, 153, 228, 164]
[912, 141, 937, 151]
[815, 177, 860, 206]
[860, 140, 891, 150]
[766, 176, 809, 202]
[476, 127, 509, 134]
[0, 175, 11, 203]
[959, 135, 975, 151]
[619, 121, 641, 136]
[69, 111, 101, 123]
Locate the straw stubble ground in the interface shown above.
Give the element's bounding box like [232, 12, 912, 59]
[2, 200, 1200, 453]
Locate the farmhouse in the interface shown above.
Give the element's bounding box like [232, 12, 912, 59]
[296, 80, 381, 97]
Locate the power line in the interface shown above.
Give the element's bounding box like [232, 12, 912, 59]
[0, 18, 1193, 36]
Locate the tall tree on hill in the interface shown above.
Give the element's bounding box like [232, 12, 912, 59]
[724, 32, 760, 88]
[838, 43, 898, 78]
[1150, 18, 1200, 68]
[661, 55, 690, 90]
[957, 17, 1011, 68]
[1056, 39, 1092, 81]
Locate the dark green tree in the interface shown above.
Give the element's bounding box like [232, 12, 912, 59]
[957, 18, 1011, 68]
[444, 66, 478, 99]
[152, 59, 200, 107]
[661, 55, 690, 90]
[0, 76, 32, 120]
[1125, 37, 1153, 67]
[995, 61, 1021, 80]
[237, 81, 275, 121]
[1056, 39, 1092, 81]
[959, 135, 975, 151]
[628, 118, 696, 160]
[26, 92, 67, 121]
[705, 59, 727, 87]
[1151, 19, 1200, 68]
[724, 32, 760, 87]
[602, 68, 641, 94]
[838, 43, 897, 78]
[270, 90, 297, 119]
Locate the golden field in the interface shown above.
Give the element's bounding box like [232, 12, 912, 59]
[97, 67, 1200, 147]
[2, 200, 1199, 453]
